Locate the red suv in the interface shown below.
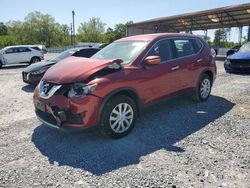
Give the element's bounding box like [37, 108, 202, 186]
[33, 33, 216, 138]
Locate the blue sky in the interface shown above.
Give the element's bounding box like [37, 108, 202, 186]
[1, 0, 249, 41]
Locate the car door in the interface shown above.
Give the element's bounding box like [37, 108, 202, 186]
[139, 39, 183, 103]
[2, 47, 18, 64]
[18, 47, 32, 62]
[171, 38, 204, 89]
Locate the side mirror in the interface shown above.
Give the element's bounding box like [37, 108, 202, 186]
[144, 56, 160, 65]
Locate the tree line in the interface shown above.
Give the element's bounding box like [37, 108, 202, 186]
[0, 11, 131, 49]
[0, 11, 246, 49]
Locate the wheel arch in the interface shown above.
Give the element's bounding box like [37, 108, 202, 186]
[200, 69, 214, 84]
[30, 56, 41, 61]
[97, 87, 141, 125]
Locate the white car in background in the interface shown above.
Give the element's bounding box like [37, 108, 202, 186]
[0, 45, 44, 68]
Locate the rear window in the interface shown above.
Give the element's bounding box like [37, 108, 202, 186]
[173, 39, 196, 58]
[73, 48, 100, 58]
[31, 47, 41, 51]
[18, 47, 31, 52]
[191, 39, 203, 53]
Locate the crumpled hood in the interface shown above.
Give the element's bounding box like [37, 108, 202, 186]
[228, 51, 250, 60]
[43, 56, 121, 84]
[23, 60, 56, 72]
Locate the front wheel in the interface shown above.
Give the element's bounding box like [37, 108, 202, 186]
[192, 74, 212, 102]
[30, 57, 40, 64]
[100, 95, 137, 138]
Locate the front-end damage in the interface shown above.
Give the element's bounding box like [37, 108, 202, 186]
[34, 59, 123, 130]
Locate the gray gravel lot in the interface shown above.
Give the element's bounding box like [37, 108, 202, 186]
[0, 60, 249, 188]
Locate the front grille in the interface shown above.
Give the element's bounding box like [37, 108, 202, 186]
[22, 72, 28, 81]
[35, 108, 58, 126]
[230, 59, 250, 68]
[36, 107, 83, 125]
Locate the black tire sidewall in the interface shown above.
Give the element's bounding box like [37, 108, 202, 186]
[100, 95, 137, 138]
[30, 57, 40, 64]
[197, 74, 212, 101]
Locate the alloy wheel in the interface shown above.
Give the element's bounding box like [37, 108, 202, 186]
[200, 78, 211, 99]
[109, 103, 134, 133]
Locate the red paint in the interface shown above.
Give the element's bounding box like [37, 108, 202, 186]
[34, 33, 216, 129]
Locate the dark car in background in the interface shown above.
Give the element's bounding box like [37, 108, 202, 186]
[224, 42, 250, 73]
[22, 47, 100, 85]
[226, 45, 241, 57]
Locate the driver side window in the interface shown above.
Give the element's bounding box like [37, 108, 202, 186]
[147, 39, 173, 63]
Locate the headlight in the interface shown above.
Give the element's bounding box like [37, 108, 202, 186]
[225, 59, 230, 64]
[31, 69, 47, 75]
[68, 83, 97, 98]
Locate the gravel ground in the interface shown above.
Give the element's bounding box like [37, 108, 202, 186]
[0, 59, 249, 188]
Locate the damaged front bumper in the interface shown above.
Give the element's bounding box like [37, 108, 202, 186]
[33, 87, 102, 131]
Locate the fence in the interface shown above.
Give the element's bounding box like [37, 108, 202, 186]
[47, 43, 102, 53]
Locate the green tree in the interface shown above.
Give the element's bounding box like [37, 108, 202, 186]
[113, 21, 133, 40]
[6, 11, 71, 48]
[213, 29, 228, 46]
[103, 27, 115, 43]
[0, 35, 18, 48]
[77, 17, 106, 42]
[0, 22, 8, 35]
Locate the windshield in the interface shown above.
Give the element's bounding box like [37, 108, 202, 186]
[91, 41, 148, 64]
[239, 42, 250, 52]
[50, 49, 77, 62]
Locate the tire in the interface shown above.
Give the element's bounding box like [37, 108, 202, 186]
[100, 95, 137, 139]
[30, 57, 40, 64]
[0, 61, 2, 68]
[192, 74, 212, 102]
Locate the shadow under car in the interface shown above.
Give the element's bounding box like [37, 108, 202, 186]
[32, 95, 234, 175]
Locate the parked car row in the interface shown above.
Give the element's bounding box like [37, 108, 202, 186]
[22, 47, 100, 85]
[32, 33, 217, 138]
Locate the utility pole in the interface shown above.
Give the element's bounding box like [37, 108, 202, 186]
[72, 10, 75, 48]
[70, 23, 73, 46]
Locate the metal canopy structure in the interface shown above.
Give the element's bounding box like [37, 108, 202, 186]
[127, 3, 250, 37]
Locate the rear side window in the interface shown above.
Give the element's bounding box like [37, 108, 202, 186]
[18, 47, 31, 52]
[173, 39, 196, 58]
[147, 39, 174, 63]
[31, 47, 41, 51]
[191, 39, 203, 53]
[73, 48, 100, 58]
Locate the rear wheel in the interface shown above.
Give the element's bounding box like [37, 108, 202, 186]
[30, 57, 40, 64]
[0, 61, 2, 68]
[192, 74, 212, 102]
[100, 95, 137, 138]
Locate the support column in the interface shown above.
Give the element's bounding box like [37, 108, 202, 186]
[204, 29, 208, 41]
[190, 18, 193, 34]
[154, 25, 159, 33]
[248, 25, 250, 42]
[239, 26, 243, 45]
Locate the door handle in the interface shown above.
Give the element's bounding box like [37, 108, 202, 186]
[197, 58, 203, 63]
[171, 65, 180, 71]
